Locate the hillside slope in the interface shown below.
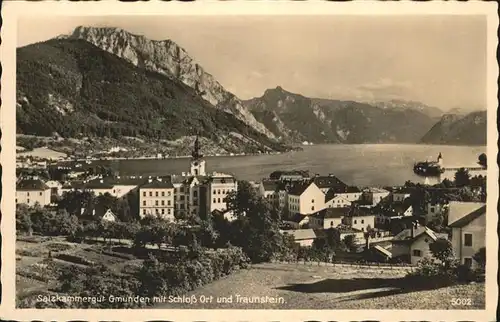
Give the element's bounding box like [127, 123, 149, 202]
[244, 87, 437, 144]
[16, 39, 287, 155]
[62, 26, 275, 139]
[420, 111, 487, 145]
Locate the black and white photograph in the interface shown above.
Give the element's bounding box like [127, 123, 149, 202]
[1, 1, 497, 319]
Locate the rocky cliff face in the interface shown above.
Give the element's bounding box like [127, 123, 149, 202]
[63, 26, 275, 139]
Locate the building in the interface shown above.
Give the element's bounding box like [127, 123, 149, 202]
[205, 173, 238, 217]
[343, 207, 375, 232]
[283, 213, 310, 229]
[258, 180, 279, 203]
[99, 209, 117, 222]
[391, 225, 447, 265]
[425, 201, 448, 222]
[392, 188, 412, 203]
[324, 189, 352, 208]
[169, 137, 238, 220]
[309, 207, 350, 229]
[16, 179, 52, 207]
[139, 178, 175, 220]
[362, 187, 391, 206]
[282, 229, 326, 247]
[329, 186, 362, 202]
[269, 170, 310, 181]
[287, 182, 325, 215]
[311, 175, 348, 194]
[45, 180, 63, 196]
[448, 202, 486, 268]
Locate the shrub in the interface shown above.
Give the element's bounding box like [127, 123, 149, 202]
[455, 264, 477, 283]
[55, 253, 95, 266]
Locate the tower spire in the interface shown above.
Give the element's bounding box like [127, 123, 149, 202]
[192, 135, 203, 160]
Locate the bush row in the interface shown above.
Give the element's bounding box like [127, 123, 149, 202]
[55, 253, 96, 266]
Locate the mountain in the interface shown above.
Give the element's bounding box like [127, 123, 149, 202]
[420, 111, 487, 145]
[61, 26, 275, 139]
[16, 39, 287, 155]
[370, 99, 443, 118]
[243, 86, 437, 144]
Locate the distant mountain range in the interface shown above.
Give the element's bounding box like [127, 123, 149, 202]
[244, 86, 440, 144]
[16, 26, 487, 154]
[420, 111, 487, 145]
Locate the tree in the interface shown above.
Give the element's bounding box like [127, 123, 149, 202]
[59, 190, 96, 217]
[16, 204, 33, 235]
[429, 238, 454, 267]
[224, 180, 284, 263]
[454, 168, 471, 188]
[473, 247, 486, 270]
[478, 153, 487, 167]
[343, 234, 357, 253]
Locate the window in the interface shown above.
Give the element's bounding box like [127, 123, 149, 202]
[330, 221, 334, 227]
[27, 199, 30, 204]
[361, 220, 364, 224]
[168, 209, 171, 215]
[155, 191, 159, 197]
[27, 192, 30, 197]
[168, 191, 171, 196]
[354, 220, 357, 224]
[424, 238, 429, 243]
[218, 189, 221, 194]
[143, 191, 146, 197]
[311, 206, 315, 211]
[143, 209, 146, 215]
[218, 198, 221, 203]
[193, 191, 198, 197]
[161, 209, 165, 215]
[312, 199, 315, 203]
[149, 191, 152, 197]
[143, 201, 146, 206]
[155, 200, 159, 206]
[464, 233, 473, 247]
[430, 207, 435, 213]
[161, 200, 165, 206]
[161, 191, 165, 197]
[167, 200, 171, 206]
[464, 257, 473, 268]
[412, 249, 422, 257]
[155, 209, 159, 215]
[39, 192, 43, 196]
[213, 198, 216, 203]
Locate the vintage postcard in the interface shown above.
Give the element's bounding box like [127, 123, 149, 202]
[1, 1, 498, 321]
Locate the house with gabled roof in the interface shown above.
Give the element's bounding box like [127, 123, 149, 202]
[311, 175, 348, 194]
[391, 225, 448, 265]
[309, 207, 350, 229]
[287, 181, 325, 215]
[16, 179, 52, 207]
[448, 202, 486, 268]
[281, 228, 326, 247]
[324, 189, 352, 209]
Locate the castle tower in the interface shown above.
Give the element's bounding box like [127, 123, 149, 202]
[437, 152, 443, 166]
[190, 136, 206, 176]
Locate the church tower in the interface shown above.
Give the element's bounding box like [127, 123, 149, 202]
[190, 136, 206, 176]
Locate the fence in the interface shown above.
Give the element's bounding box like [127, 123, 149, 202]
[271, 259, 415, 270]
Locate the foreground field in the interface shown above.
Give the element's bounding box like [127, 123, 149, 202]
[16, 237, 485, 310]
[158, 262, 485, 310]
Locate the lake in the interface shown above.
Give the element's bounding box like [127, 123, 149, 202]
[110, 144, 485, 187]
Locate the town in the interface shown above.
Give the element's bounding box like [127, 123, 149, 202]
[16, 138, 487, 309]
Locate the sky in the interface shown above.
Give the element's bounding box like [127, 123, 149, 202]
[17, 15, 487, 111]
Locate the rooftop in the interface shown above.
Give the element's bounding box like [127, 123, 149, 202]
[261, 180, 279, 192]
[17, 179, 50, 191]
[448, 201, 486, 227]
[140, 180, 175, 189]
[311, 175, 347, 189]
[449, 204, 486, 228]
[314, 207, 351, 219]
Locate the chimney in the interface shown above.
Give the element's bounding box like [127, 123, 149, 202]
[148, 178, 153, 183]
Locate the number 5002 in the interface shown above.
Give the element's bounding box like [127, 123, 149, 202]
[451, 298, 472, 306]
